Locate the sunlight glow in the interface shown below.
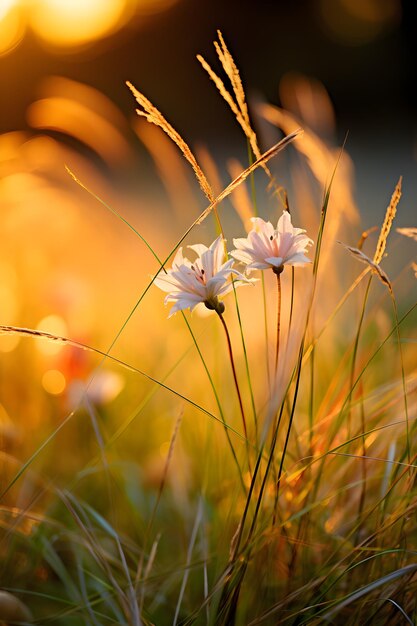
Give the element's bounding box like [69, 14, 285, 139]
[0, 2, 23, 56]
[36, 315, 68, 356]
[0, 0, 16, 20]
[0, 0, 180, 54]
[30, 0, 126, 46]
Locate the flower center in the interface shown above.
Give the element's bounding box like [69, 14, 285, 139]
[191, 265, 206, 284]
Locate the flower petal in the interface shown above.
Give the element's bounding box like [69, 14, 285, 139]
[265, 256, 284, 268]
[155, 235, 244, 317]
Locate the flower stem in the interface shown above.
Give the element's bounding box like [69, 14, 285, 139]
[217, 312, 248, 442]
[275, 272, 282, 373]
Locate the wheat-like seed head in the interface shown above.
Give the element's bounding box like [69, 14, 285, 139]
[198, 32, 285, 203]
[373, 176, 402, 265]
[338, 241, 392, 291]
[215, 30, 249, 126]
[196, 54, 257, 154]
[127, 81, 214, 203]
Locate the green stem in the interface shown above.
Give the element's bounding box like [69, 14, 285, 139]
[275, 272, 282, 373]
[246, 138, 271, 395]
[275, 331, 306, 518]
[182, 314, 246, 494]
[389, 288, 410, 466]
[309, 339, 315, 457]
[288, 267, 295, 340]
[348, 275, 372, 438]
[217, 312, 248, 443]
[261, 273, 271, 391]
[231, 277, 258, 442]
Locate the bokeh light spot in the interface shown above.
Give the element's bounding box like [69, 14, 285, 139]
[30, 0, 127, 47]
[319, 0, 401, 46]
[36, 315, 68, 356]
[0, 0, 181, 53]
[42, 369, 66, 395]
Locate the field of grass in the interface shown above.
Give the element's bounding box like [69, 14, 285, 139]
[1, 32, 416, 625]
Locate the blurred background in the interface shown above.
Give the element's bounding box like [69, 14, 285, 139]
[1, 0, 416, 149]
[1, 4, 416, 616]
[1, 0, 416, 460]
[1, 0, 416, 209]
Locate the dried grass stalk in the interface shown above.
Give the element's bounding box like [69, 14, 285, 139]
[127, 81, 214, 202]
[215, 31, 249, 126]
[194, 129, 302, 226]
[373, 176, 402, 264]
[338, 242, 392, 290]
[197, 32, 284, 200]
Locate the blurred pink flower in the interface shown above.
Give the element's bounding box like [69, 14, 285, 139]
[155, 236, 252, 317]
[231, 211, 313, 274]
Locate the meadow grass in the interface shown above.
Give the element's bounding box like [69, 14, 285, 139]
[1, 32, 417, 626]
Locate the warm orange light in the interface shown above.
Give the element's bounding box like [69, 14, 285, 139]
[29, 0, 127, 47]
[42, 369, 66, 395]
[0, 334, 20, 353]
[0, 0, 180, 54]
[36, 315, 68, 356]
[0, 0, 16, 20]
[0, 3, 24, 56]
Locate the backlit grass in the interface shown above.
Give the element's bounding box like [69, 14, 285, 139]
[1, 31, 416, 626]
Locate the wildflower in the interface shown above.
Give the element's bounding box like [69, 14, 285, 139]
[231, 210, 313, 275]
[155, 236, 251, 317]
[232, 210, 313, 373]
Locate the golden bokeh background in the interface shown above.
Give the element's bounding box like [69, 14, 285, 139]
[0, 0, 178, 54]
[1, 4, 416, 622]
[0, 0, 415, 455]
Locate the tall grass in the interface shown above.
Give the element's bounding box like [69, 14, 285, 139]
[1, 32, 416, 625]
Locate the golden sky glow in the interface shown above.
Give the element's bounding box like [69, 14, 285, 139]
[0, 0, 179, 55]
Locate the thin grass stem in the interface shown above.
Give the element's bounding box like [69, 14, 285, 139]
[261, 274, 272, 391]
[217, 312, 248, 446]
[348, 274, 372, 437]
[231, 281, 258, 443]
[309, 338, 315, 457]
[274, 272, 282, 373]
[388, 288, 410, 465]
[182, 314, 246, 492]
[274, 339, 305, 509]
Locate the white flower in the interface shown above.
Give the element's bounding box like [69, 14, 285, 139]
[155, 236, 252, 317]
[231, 211, 313, 274]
